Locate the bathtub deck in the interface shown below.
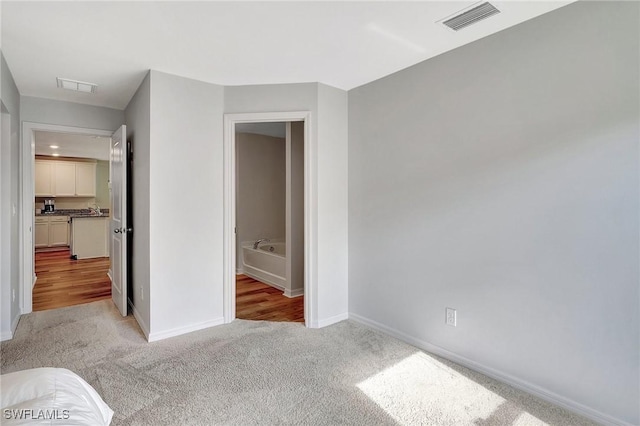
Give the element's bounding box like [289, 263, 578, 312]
[236, 274, 304, 323]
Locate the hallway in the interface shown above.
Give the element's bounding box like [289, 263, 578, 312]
[33, 249, 111, 311]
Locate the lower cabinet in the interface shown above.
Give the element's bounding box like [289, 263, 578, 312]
[35, 216, 69, 248]
[49, 217, 70, 246]
[34, 219, 49, 248]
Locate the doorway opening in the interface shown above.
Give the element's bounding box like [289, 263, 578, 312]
[31, 130, 112, 311]
[21, 122, 128, 319]
[234, 122, 304, 322]
[223, 111, 314, 326]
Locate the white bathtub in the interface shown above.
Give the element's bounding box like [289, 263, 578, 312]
[242, 242, 287, 292]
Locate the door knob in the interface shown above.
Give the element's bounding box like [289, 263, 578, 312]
[114, 228, 121, 233]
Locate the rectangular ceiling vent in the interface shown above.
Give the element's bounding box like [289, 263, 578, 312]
[442, 2, 500, 31]
[56, 77, 98, 94]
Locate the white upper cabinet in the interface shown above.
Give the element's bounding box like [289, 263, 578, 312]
[34, 161, 54, 196]
[35, 158, 97, 197]
[75, 163, 96, 197]
[53, 162, 76, 196]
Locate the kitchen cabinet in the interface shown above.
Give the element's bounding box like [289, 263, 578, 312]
[75, 163, 96, 196]
[34, 159, 97, 197]
[34, 161, 54, 196]
[34, 218, 49, 248]
[49, 217, 70, 246]
[34, 216, 69, 248]
[53, 162, 76, 196]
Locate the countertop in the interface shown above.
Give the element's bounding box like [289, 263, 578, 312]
[36, 209, 110, 219]
[70, 214, 110, 219]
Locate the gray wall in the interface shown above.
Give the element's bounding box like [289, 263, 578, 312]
[149, 71, 224, 336]
[348, 2, 639, 424]
[236, 132, 286, 268]
[317, 83, 348, 323]
[21, 96, 123, 131]
[0, 52, 21, 340]
[124, 72, 151, 335]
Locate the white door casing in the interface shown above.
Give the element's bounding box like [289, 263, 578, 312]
[21, 123, 113, 315]
[110, 125, 127, 316]
[223, 111, 315, 326]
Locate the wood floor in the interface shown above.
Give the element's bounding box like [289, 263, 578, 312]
[33, 251, 302, 322]
[236, 275, 304, 323]
[33, 249, 111, 311]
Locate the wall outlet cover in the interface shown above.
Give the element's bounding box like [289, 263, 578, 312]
[446, 307, 457, 327]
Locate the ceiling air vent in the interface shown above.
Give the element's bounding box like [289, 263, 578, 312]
[56, 77, 98, 94]
[442, 2, 500, 31]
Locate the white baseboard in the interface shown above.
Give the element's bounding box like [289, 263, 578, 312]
[243, 271, 303, 298]
[310, 312, 349, 328]
[1, 312, 23, 342]
[348, 313, 631, 426]
[148, 317, 225, 343]
[236, 267, 243, 275]
[128, 298, 150, 340]
[284, 288, 304, 298]
[243, 270, 286, 292]
[11, 312, 20, 335]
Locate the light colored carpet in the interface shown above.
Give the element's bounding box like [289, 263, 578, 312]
[1, 301, 594, 426]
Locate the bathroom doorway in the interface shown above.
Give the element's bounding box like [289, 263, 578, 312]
[233, 121, 305, 322]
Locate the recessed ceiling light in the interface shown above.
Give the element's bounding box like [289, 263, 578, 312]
[56, 77, 98, 94]
[50, 145, 59, 149]
[51, 153, 60, 157]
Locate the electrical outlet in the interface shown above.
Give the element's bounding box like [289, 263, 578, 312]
[445, 308, 457, 327]
[140, 285, 144, 301]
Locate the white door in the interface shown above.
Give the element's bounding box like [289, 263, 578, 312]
[110, 125, 127, 316]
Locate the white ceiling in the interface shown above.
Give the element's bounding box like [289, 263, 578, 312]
[2, 1, 574, 110]
[34, 131, 111, 161]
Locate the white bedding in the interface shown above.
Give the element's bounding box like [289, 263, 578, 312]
[1, 368, 113, 425]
